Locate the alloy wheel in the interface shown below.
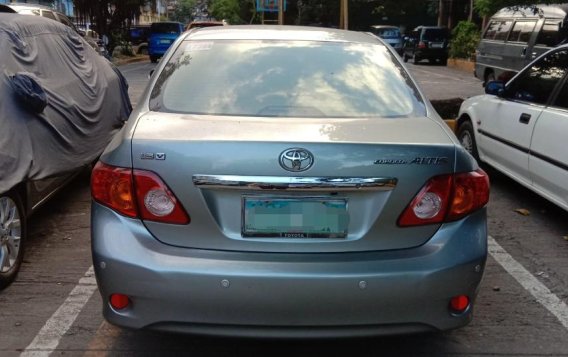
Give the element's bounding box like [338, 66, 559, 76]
[0, 196, 21, 273]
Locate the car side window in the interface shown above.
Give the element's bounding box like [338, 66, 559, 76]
[505, 50, 568, 105]
[494, 21, 513, 41]
[483, 21, 499, 39]
[41, 10, 57, 20]
[536, 21, 564, 47]
[507, 21, 536, 43]
[58, 15, 73, 28]
[553, 81, 568, 110]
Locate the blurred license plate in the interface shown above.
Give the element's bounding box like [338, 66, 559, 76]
[160, 39, 171, 44]
[243, 197, 348, 238]
[430, 42, 443, 48]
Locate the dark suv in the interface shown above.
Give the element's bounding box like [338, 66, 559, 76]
[403, 26, 450, 65]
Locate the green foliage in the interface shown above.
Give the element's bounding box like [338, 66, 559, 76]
[173, 0, 197, 23]
[449, 21, 480, 60]
[111, 30, 134, 57]
[210, 0, 244, 24]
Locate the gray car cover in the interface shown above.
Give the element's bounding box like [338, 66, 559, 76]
[0, 13, 131, 194]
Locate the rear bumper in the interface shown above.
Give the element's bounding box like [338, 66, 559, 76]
[148, 44, 171, 57]
[92, 203, 487, 337]
[415, 49, 448, 59]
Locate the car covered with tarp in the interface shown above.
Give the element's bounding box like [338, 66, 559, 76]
[0, 13, 131, 290]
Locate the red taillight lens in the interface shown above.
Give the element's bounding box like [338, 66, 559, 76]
[91, 162, 190, 224]
[418, 41, 427, 49]
[134, 170, 190, 224]
[398, 169, 489, 227]
[447, 169, 490, 221]
[91, 162, 137, 217]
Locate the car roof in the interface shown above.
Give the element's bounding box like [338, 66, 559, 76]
[1, 3, 56, 11]
[370, 25, 399, 29]
[0, 12, 68, 33]
[414, 26, 447, 30]
[492, 4, 568, 19]
[183, 25, 380, 44]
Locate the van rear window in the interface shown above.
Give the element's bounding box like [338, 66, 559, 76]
[151, 23, 180, 34]
[422, 29, 448, 41]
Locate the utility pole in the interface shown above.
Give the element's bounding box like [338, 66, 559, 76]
[339, 0, 348, 29]
[278, 0, 284, 25]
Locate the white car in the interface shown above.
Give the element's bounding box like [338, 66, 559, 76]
[457, 44, 568, 210]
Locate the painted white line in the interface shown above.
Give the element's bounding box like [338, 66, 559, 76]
[20, 266, 97, 357]
[488, 236, 568, 330]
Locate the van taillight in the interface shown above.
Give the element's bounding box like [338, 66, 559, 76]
[418, 41, 427, 49]
[91, 162, 190, 224]
[398, 169, 489, 227]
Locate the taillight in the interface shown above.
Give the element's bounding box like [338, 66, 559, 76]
[418, 41, 427, 49]
[91, 162, 137, 217]
[91, 162, 190, 224]
[447, 170, 490, 221]
[398, 169, 489, 227]
[134, 170, 190, 224]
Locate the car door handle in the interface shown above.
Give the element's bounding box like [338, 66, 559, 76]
[519, 113, 531, 124]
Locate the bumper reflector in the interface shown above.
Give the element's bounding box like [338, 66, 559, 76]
[450, 295, 470, 313]
[110, 294, 130, 310]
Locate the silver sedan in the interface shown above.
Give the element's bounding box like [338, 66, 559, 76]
[91, 26, 490, 337]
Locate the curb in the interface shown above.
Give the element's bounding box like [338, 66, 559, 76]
[112, 56, 149, 66]
[447, 58, 475, 74]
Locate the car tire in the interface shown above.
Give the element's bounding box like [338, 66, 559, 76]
[457, 121, 480, 162]
[484, 71, 495, 87]
[150, 55, 158, 63]
[413, 54, 420, 64]
[0, 190, 26, 290]
[440, 57, 448, 66]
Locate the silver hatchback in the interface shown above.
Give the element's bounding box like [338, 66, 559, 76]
[91, 26, 489, 337]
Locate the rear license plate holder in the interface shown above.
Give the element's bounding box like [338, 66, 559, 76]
[242, 196, 348, 239]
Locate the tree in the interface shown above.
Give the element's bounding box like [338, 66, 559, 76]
[210, 0, 243, 23]
[172, 0, 198, 23]
[73, 0, 154, 53]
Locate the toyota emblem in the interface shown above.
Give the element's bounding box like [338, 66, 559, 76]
[279, 148, 314, 172]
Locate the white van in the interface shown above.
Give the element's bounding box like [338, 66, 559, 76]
[475, 4, 568, 85]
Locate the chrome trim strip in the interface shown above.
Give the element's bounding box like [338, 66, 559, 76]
[193, 175, 397, 191]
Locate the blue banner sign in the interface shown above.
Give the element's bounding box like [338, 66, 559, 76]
[256, 0, 287, 12]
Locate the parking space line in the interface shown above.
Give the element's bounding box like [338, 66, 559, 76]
[20, 266, 97, 357]
[488, 236, 568, 330]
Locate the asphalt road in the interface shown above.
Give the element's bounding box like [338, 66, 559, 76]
[1, 60, 567, 357]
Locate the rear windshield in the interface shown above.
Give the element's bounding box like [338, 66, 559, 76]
[151, 23, 180, 34]
[422, 28, 449, 41]
[149, 40, 425, 118]
[371, 28, 401, 39]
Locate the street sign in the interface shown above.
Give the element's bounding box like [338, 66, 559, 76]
[256, 0, 287, 12]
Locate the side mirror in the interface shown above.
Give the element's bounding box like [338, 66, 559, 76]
[485, 80, 505, 97]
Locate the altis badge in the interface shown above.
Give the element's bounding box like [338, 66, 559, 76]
[374, 157, 449, 165]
